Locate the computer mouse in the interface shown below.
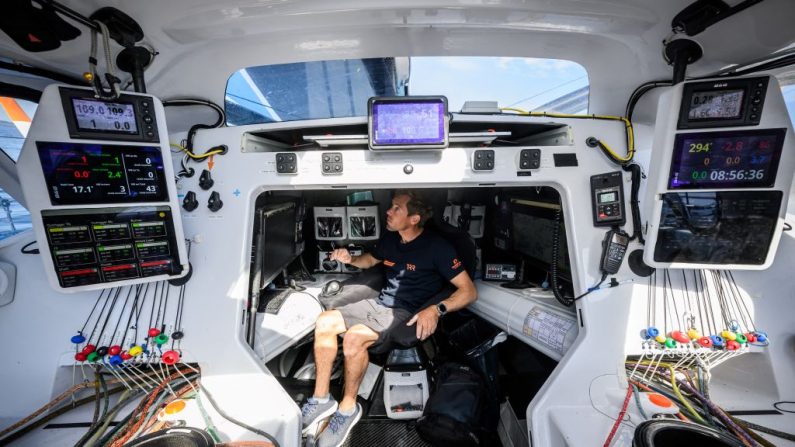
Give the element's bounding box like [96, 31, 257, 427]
[322, 280, 343, 296]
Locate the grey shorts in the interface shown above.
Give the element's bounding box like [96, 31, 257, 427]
[336, 298, 413, 334]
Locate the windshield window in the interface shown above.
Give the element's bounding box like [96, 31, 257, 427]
[0, 96, 35, 240]
[225, 57, 588, 125]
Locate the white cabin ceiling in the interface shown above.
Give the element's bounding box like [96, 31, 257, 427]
[0, 0, 793, 118]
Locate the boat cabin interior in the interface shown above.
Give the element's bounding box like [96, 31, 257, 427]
[0, 1, 794, 446]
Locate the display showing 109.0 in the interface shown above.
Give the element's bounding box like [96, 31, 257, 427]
[668, 129, 785, 190]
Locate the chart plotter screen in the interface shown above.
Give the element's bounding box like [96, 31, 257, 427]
[369, 97, 447, 148]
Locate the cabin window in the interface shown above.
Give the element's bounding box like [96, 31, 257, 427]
[778, 72, 795, 127]
[225, 57, 589, 125]
[0, 96, 35, 240]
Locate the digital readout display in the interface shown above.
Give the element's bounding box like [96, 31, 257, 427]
[668, 129, 785, 190]
[687, 89, 744, 120]
[372, 100, 446, 146]
[598, 192, 617, 203]
[37, 141, 167, 205]
[72, 98, 138, 133]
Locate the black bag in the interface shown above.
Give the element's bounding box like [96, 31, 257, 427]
[415, 362, 486, 446]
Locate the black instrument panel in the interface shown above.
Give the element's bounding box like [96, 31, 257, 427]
[678, 77, 768, 129]
[42, 207, 183, 288]
[60, 87, 160, 142]
[37, 141, 168, 205]
[653, 191, 781, 265]
[668, 129, 786, 190]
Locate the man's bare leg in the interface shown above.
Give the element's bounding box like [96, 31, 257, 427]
[339, 324, 379, 411]
[313, 310, 347, 398]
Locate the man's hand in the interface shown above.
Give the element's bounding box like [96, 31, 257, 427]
[406, 306, 440, 341]
[329, 248, 352, 264]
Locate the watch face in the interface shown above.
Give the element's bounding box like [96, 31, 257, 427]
[437, 303, 447, 315]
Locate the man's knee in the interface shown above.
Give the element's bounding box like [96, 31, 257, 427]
[315, 310, 346, 336]
[342, 324, 378, 356]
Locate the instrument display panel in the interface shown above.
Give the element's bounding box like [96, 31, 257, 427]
[37, 141, 168, 205]
[668, 129, 785, 190]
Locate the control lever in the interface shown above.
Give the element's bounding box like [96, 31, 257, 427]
[182, 191, 198, 212]
[207, 191, 223, 212]
[199, 169, 214, 190]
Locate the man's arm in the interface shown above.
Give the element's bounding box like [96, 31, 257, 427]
[329, 248, 382, 270]
[407, 270, 478, 340]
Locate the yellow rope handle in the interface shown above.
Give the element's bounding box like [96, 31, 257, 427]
[500, 108, 635, 163]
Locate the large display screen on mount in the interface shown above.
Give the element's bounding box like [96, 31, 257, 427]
[368, 96, 448, 149]
[37, 141, 167, 205]
[668, 129, 785, 190]
[653, 191, 781, 265]
[71, 98, 138, 134]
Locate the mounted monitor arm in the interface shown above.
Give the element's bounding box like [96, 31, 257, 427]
[663, 38, 703, 85]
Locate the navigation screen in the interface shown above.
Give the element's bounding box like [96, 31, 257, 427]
[72, 98, 138, 133]
[653, 191, 781, 265]
[687, 89, 744, 120]
[370, 98, 447, 147]
[37, 141, 168, 205]
[668, 129, 785, 190]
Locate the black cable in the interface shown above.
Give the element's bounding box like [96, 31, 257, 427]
[783, 223, 792, 232]
[199, 383, 281, 447]
[621, 163, 645, 244]
[625, 80, 672, 121]
[161, 98, 225, 151]
[0, 386, 126, 445]
[20, 240, 39, 254]
[773, 401, 795, 414]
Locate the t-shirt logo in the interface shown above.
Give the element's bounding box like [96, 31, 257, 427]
[384, 259, 396, 267]
[452, 258, 462, 270]
[406, 263, 416, 271]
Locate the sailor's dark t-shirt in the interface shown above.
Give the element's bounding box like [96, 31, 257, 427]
[372, 229, 463, 313]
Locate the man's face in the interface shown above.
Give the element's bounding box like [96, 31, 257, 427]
[385, 194, 419, 232]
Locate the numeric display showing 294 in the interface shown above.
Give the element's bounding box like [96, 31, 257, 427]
[687, 140, 767, 182]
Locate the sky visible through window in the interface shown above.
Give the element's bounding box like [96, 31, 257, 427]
[408, 57, 589, 113]
[224, 57, 590, 125]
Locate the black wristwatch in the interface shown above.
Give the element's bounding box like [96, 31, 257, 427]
[436, 302, 448, 317]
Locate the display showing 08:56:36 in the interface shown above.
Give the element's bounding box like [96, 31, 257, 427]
[689, 169, 765, 182]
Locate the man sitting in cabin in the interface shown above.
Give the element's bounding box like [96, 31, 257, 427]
[302, 189, 478, 447]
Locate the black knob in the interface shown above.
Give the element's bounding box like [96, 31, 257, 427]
[182, 191, 198, 212]
[199, 169, 214, 190]
[208, 191, 223, 212]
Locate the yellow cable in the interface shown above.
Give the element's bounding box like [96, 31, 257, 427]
[169, 142, 224, 160]
[625, 360, 706, 424]
[500, 108, 635, 163]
